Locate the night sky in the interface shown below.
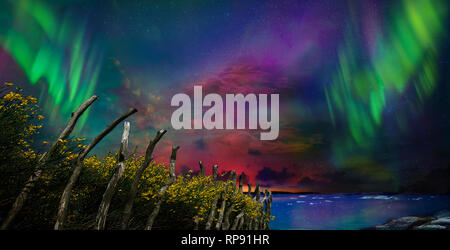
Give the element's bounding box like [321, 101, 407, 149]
[1, 0, 449, 193]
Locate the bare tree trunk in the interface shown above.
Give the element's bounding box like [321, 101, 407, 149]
[95, 121, 131, 230]
[247, 183, 252, 196]
[145, 145, 179, 230]
[1, 95, 98, 230]
[205, 165, 219, 230]
[54, 108, 137, 230]
[120, 129, 166, 229]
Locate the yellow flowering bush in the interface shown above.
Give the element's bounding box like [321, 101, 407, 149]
[0, 83, 41, 164]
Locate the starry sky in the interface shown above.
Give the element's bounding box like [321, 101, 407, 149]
[1, 0, 450, 193]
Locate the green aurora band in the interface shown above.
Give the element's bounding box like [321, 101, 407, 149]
[326, 0, 447, 181]
[0, 0, 103, 131]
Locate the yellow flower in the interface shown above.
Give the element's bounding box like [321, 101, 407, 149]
[38, 115, 44, 120]
[3, 92, 21, 101]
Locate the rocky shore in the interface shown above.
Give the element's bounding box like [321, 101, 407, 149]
[368, 210, 450, 230]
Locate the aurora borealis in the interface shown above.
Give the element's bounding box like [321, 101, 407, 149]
[1, 0, 449, 193]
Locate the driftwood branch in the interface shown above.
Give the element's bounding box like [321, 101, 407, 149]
[120, 129, 167, 229]
[54, 108, 137, 230]
[145, 145, 179, 230]
[95, 121, 131, 230]
[1, 95, 98, 230]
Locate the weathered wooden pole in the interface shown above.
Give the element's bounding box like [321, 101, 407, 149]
[266, 191, 272, 230]
[95, 121, 131, 230]
[1, 95, 98, 230]
[199, 161, 205, 176]
[247, 217, 253, 230]
[205, 165, 219, 230]
[216, 171, 235, 230]
[238, 215, 245, 230]
[238, 173, 244, 193]
[231, 211, 244, 230]
[121, 129, 167, 229]
[252, 182, 260, 230]
[193, 161, 207, 229]
[260, 189, 268, 229]
[231, 207, 245, 230]
[212, 164, 218, 180]
[254, 182, 261, 201]
[222, 171, 237, 230]
[54, 108, 137, 230]
[244, 182, 252, 230]
[145, 145, 179, 230]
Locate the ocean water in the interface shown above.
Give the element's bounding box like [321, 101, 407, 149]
[269, 194, 450, 230]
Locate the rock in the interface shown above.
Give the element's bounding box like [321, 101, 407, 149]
[428, 218, 450, 228]
[375, 216, 435, 230]
[435, 210, 450, 219]
[413, 217, 450, 230]
[415, 224, 447, 230]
